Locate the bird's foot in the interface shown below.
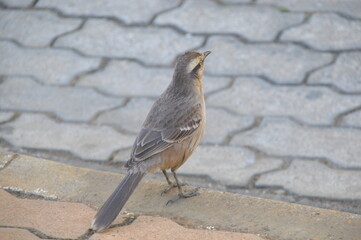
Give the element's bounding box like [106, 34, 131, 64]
[166, 187, 199, 205]
[160, 182, 186, 196]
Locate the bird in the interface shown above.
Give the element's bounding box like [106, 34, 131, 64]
[91, 50, 211, 232]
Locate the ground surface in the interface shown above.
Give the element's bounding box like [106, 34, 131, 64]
[1, 152, 360, 240]
[0, 0, 361, 214]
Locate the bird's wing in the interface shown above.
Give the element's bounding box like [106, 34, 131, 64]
[126, 105, 202, 166]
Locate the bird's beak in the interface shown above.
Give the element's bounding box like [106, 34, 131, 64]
[203, 51, 211, 59]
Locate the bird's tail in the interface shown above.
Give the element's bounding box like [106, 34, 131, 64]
[91, 171, 146, 232]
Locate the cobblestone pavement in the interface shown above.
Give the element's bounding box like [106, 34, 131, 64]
[0, 0, 361, 214]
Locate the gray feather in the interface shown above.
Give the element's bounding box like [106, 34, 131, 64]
[91, 172, 145, 232]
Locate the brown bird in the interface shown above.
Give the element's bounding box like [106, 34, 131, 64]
[91, 50, 211, 232]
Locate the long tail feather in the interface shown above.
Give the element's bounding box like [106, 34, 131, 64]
[91, 171, 146, 232]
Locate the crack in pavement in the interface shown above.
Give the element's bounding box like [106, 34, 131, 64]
[0, 225, 75, 240]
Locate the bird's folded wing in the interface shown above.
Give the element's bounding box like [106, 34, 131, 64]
[129, 112, 202, 164]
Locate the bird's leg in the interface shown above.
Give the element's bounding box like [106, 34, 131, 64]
[166, 170, 199, 205]
[172, 170, 198, 197]
[162, 170, 173, 186]
[161, 170, 180, 195]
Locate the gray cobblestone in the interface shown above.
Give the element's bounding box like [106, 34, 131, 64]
[232, 118, 361, 168]
[0, 112, 15, 124]
[95, 98, 153, 134]
[181, 146, 283, 186]
[78, 60, 231, 96]
[0, 77, 125, 121]
[37, 0, 181, 24]
[341, 110, 361, 128]
[203, 108, 254, 144]
[220, 0, 251, 3]
[55, 19, 204, 65]
[204, 76, 232, 95]
[0, 10, 81, 47]
[77, 61, 171, 97]
[0, 0, 33, 8]
[0, 113, 134, 160]
[259, 0, 361, 19]
[0, 41, 100, 85]
[281, 14, 361, 51]
[112, 147, 132, 163]
[207, 77, 361, 125]
[200, 37, 332, 83]
[155, 0, 303, 41]
[308, 52, 361, 93]
[257, 160, 361, 199]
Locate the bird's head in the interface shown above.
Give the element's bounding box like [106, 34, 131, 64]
[173, 51, 211, 85]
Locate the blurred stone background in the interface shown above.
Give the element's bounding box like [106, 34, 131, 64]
[0, 0, 360, 214]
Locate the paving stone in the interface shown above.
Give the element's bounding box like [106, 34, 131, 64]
[55, 19, 204, 66]
[308, 52, 361, 93]
[257, 160, 361, 199]
[37, 0, 181, 24]
[0, 228, 40, 240]
[203, 76, 232, 95]
[0, 77, 125, 121]
[78, 60, 231, 97]
[95, 98, 153, 134]
[341, 110, 361, 128]
[0, 112, 15, 123]
[281, 14, 361, 51]
[78, 61, 172, 97]
[0, 190, 94, 239]
[207, 77, 361, 125]
[0, 114, 134, 160]
[0, 154, 101, 202]
[220, 0, 251, 3]
[200, 37, 332, 84]
[176, 71, 232, 96]
[181, 146, 283, 186]
[259, 0, 361, 19]
[0, 151, 15, 169]
[231, 118, 361, 168]
[0, 10, 81, 47]
[0, 0, 33, 8]
[112, 147, 132, 163]
[155, 0, 303, 41]
[0, 41, 100, 85]
[202, 108, 254, 144]
[90, 216, 266, 240]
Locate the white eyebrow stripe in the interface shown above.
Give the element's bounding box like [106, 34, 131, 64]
[186, 58, 200, 73]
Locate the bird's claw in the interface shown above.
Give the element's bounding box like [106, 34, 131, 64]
[166, 187, 200, 205]
[161, 183, 177, 196]
[160, 182, 186, 196]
